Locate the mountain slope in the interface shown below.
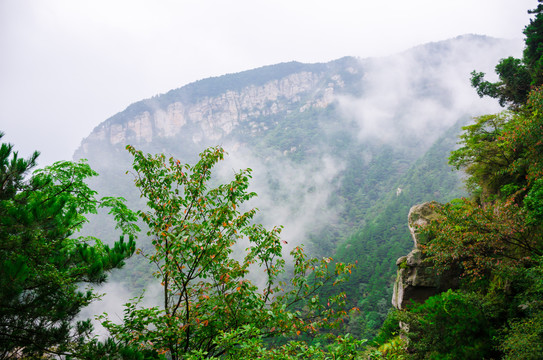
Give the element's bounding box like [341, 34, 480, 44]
[75, 34, 521, 337]
[76, 34, 518, 246]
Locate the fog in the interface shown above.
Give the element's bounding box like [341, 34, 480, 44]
[5, 0, 532, 341]
[78, 281, 163, 339]
[0, 1, 534, 167]
[338, 37, 519, 147]
[75, 33, 527, 337]
[218, 145, 342, 244]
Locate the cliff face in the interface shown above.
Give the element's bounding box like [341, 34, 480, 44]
[392, 202, 459, 310]
[76, 69, 346, 156]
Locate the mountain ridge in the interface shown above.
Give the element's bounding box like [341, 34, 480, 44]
[74, 34, 518, 160]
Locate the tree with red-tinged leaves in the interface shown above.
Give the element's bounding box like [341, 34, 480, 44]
[420, 198, 539, 284]
[99, 145, 361, 359]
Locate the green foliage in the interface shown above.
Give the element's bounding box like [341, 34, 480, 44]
[407, 84, 543, 359]
[498, 256, 543, 359]
[470, 1, 543, 108]
[369, 310, 402, 347]
[401, 290, 494, 359]
[0, 133, 137, 358]
[421, 198, 539, 283]
[524, 0, 543, 85]
[499, 312, 543, 360]
[70, 336, 161, 360]
[195, 326, 367, 360]
[507, 86, 543, 186]
[366, 336, 407, 360]
[448, 86, 543, 200]
[449, 112, 518, 197]
[470, 58, 531, 108]
[357, 311, 407, 359]
[327, 120, 467, 340]
[100, 146, 358, 359]
[432, 88, 543, 279]
[525, 178, 543, 224]
[396, 8, 543, 355]
[77, 43, 477, 347]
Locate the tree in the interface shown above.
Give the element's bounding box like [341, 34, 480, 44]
[408, 87, 543, 358]
[448, 112, 518, 199]
[423, 88, 543, 281]
[400, 290, 494, 360]
[100, 146, 360, 359]
[419, 198, 539, 283]
[470, 58, 531, 108]
[524, 0, 543, 85]
[447, 86, 543, 203]
[396, 4, 543, 357]
[0, 133, 137, 359]
[498, 256, 543, 360]
[470, 1, 543, 109]
[507, 86, 543, 188]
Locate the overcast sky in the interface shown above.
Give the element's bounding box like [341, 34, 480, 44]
[0, 0, 536, 166]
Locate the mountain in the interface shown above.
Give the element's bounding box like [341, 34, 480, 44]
[74, 35, 522, 337]
[77, 35, 515, 159]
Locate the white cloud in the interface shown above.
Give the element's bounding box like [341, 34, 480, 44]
[337, 36, 521, 148]
[215, 143, 345, 254]
[0, 0, 535, 166]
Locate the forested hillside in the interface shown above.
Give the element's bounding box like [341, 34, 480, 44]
[330, 118, 468, 339]
[2, 6, 541, 357]
[69, 34, 517, 344]
[370, 2, 543, 358]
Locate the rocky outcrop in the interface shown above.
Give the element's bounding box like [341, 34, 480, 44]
[392, 202, 458, 310]
[76, 70, 344, 156]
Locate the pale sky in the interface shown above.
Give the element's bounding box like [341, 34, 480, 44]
[0, 0, 536, 166]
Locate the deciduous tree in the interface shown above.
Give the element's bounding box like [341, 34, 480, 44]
[100, 146, 360, 359]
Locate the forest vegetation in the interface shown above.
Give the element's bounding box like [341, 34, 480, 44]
[2, 1, 543, 359]
[370, 1, 543, 358]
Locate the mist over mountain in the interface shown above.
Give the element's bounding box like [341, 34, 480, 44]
[76, 34, 518, 246]
[75, 34, 522, 338]
[77, 35, 516, 158]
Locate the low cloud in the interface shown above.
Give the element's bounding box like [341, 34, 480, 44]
[338, 36, 521, 149]
[78, 280, 162, 339]
[216, 143, 345, 254]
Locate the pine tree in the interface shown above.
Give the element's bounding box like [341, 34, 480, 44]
[524, 0, 543, 85]
[0, 133, 137, 359]
[470, 0, 543, 109]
